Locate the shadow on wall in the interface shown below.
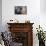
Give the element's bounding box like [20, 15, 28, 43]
[0, 0, 2, 32]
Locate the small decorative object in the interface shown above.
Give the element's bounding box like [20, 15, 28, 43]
[25, 20, 30, 23]
[36, 25, 45, 46]
[14, 6, 27, 15]
[9, 19, 19, 23]
[9, 19, 14, 23]
[14, 19, 19, 23]
[10, 20, 13, 21]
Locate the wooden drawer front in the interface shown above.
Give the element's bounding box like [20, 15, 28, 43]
[8, 25, 32, 32]
[9, 27, 32, 32]
[9, 25, 32, 28]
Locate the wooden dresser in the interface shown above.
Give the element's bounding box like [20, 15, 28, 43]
[7, 23, 34, 46]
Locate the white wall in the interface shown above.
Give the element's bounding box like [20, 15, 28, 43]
[40, 0, 46, 13]
[2, 0, 46, 46]
[2, 0, 40, 31]
[40, 0, 46, 31]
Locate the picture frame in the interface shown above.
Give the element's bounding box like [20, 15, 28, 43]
[14, 6, 27, 15]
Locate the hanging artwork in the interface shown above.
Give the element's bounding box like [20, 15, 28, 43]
[14, 6, 27, 15]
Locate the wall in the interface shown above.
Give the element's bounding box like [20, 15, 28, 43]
[40, 0, 46, 13]
[0, 0, 2, 32]
[40, 0, 46, 31]
[2, 0, 40, 30]
[2, 0, 46, 46]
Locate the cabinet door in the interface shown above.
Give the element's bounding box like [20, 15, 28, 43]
[11, 31, 33, 46]
[11, 32, 28, 46]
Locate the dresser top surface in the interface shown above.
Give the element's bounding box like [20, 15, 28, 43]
[7, 23, 34, 25]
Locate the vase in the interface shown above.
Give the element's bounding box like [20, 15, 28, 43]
[39, 40, 45, 46]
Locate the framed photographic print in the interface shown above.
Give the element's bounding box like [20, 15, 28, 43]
[14, 6, 27, 15]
